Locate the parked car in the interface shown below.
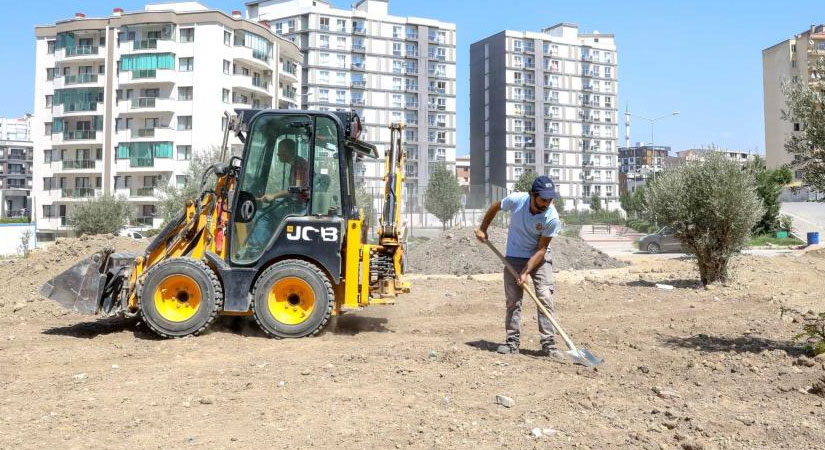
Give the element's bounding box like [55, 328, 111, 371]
[119, 229, 146, 240]
[640, 226, 682, 253]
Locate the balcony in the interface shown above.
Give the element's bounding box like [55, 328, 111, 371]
[351, 62, 366, 71]
[63, 130, 97, 141]
[133, 187, 157, 197]
[405, 67, 419, 75]
[427, 103, 446, 111]
[60, 159, 97, 170]
[405, 51, 419, 58]
[233, 45, 271, 70]
[63, 74, 100, 86]
[404, 85, 419, 93]
[52, 102, 100, 116]
[351, 80, 367, 88]
[118, 69, 176, 85]
[350, 98, 366, 106]
[61, 187, 97, 199]
[130, 158, 155, 168]
[131, 216, 155, 227]
[428, 71, 447, 79]
[281, 89, 297, 101]
[62, 46, 101, 61]
[352, 44, 366, 52]
[405, 102, 419, 110]
[281, 62, 298, 79]
[406, 32, 419, 40]
[427, 53, 447, 61]
[352, 27, 366, 35]
[133, 39, 157, 50]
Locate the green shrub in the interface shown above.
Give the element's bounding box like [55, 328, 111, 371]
[646, 153, 763, 285]
[0, 217, 29, 224]
[69, 194, 132, 236]
[794, 312, 825, 356]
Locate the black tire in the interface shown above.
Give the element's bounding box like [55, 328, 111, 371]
[252, 259, 333, 338]
[647, 242, 661, 254]
[138, 258, 223, 338]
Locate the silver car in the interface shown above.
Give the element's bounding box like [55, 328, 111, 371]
[640, 226, 682, 253]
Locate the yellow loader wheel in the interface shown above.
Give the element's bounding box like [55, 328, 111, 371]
[138, 258, 223, 338]
[252, 259, 333, 338]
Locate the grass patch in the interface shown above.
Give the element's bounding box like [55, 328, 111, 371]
[0, 217, 29, 224]
[748, 233, 805, 247]
[562, 225, 582, 239]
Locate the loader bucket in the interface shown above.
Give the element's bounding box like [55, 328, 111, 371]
[40, 247, 116, 315]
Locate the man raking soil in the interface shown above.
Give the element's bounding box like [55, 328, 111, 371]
[475, 176, 602, 366]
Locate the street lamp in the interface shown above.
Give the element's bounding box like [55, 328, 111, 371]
[626, 111, 679, 183]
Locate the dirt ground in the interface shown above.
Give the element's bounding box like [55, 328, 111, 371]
[1, 237, 825, 449]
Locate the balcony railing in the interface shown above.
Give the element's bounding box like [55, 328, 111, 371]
[350, 98, 365, 106]
[131, 158, 154, 168]
[133, 187, 156, 197]
[61, 187, 95, 198]
[352, 44, 366, 52]
[61, 159, 95, 170]
[63, 130, 97, 140]
[282, 90, 297, 100]
[65, 46, 99, 57]
[407, 33, 419, 40]
[405, 102, 419, 109]
[252, 78, 270, 90]
[351, 80, 367, 88]
[352, 27, 366, 35]
[132, 128, 157, 138]
[282, 62, 297, 76]
[133, 39, 158, 50]
[351, 63, 365, 71]
[406, 67, 419, 75]
[133, 69, 157, 79]
[65, 74, 99, 85]
[133, 97, 157, 108]
[62, 102, 98, 112]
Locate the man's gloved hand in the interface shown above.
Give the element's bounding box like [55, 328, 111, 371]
[475, 229, 487, 243]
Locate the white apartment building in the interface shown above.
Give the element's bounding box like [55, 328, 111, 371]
[246, 0, 457, 207]
[763, 24, 824, 200]
[0, 114, 33, 219]
[33, 2, 302, 237]
[470, 24, 620, 211]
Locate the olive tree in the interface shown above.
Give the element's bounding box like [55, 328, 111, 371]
[157, 146, 223, 224]
[425, 163, 462, 230]
[646, 153, 763, 285]
[69, 194, 132, 236]
[783, 58, 825, 196]
[513, 170, 537, 192]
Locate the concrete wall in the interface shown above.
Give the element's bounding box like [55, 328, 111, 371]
[762, 40, 794, 170]
[0, 223, 36, 256]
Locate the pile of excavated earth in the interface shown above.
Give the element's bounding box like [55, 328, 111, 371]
[0, 234, 146, 317]
[407, 226, 628, 275]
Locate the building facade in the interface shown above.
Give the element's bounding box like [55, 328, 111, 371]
[33, 2, 302, 237]
[617, 144, 669, 194]
[247, 0, 457, 208]
[675, 148, 757, 166]
[0, 114, 34, 219]
[455, 154, 470, 192]
[763, 24, 824, 186]
[470, 24, 620, 211]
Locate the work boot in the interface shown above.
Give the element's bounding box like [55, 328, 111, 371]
[496, 342, 519, 355]
[541, 343, 562, 359]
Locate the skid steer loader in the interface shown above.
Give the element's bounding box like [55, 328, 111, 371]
[41, 110, 410, 338]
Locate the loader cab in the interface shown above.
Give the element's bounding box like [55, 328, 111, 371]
[227, 110, 373, 271]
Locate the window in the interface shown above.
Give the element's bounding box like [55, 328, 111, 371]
[319, 52, 329, 66]
[393, 42, 402, 56]
[319, 70, 329, 84]
[177, 116, 192, 131]
[222, 88, 230, 103]
[180, 28, 194, 43]
[224, 31, 231, 46]
[178, 86, 193, 100]
[179, 57, 193, 71]
[177, 145, 192, 160]
[336, 19, 346, 32]
[336, 36, 346, 49]
[393, 25, 402, 39]
[223, 60, 231, 74]
[319, 34, 330, 49]
[176, 175, 188, 188]
[312, 116, 342, 215]
[794, 122, 801, 131]
[319, 17, 330, 31]
[222, 116, 228, 131]
[392, 94, 402, 108]
[46, 68, 55, 81]
[335, 90, 346, 104]
[45, 95, 53, 108]
[337, 54, 346, 68]
[319, 89, 329, 103]
[336, 71, 346, 85]
[47, 40, 56, 54]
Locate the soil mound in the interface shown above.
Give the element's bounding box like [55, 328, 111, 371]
[0, 235, 146, 316]
[407, 227, 627, 275]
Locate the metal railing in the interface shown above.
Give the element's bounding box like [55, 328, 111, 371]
[65, 74, 98, 85]
[62, 102, 98, 112]
[65, 46, 98, 57]
[133, 97, 157, 108]
[351, 80, 367, 88]
[61, 159, 95, 170]
[61, 187, 95, 198]
[133, 39, 158, 50]
[63, 130, 96, 140]
[133, 187, 156, 197]
[130, 158, 154, 168]
[133, 69, 157, 79]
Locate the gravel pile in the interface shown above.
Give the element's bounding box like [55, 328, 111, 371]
[407, 227, 627, 275]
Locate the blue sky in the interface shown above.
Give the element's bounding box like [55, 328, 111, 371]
[3, 0, 822, 155]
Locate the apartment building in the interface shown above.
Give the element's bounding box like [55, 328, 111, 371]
[0, 114, 33, 219]
[470, 24, 620, 211]
[617, 144, 670, 194]
[675, 148, 756, 166]
[246, 0, 457, 207]
[33, 2, 302, 237]
[455, 155, 470, 192]
[763, 24, 824, 200]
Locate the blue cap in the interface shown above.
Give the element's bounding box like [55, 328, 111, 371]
[531, 175, 558, 199]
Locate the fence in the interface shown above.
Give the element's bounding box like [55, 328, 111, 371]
[356, 184, 512, 239]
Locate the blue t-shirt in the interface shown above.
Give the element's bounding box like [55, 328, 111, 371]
[500, 192, 560, 258]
